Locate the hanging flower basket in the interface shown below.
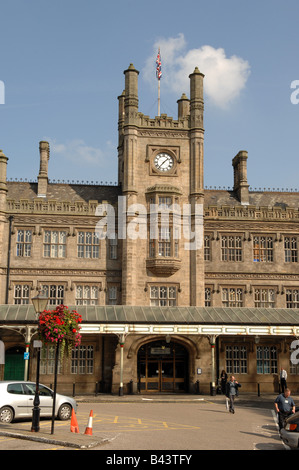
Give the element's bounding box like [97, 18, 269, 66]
[38, 304, 82, 358]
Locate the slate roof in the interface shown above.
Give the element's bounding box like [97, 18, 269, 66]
[0, 305, 298, 325]
[204, 189, 299, 209]
[6, 182, 121, 205]
[6, 183, 299, 210]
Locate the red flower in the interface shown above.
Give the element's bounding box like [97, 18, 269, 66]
[38, 304, 82, 357]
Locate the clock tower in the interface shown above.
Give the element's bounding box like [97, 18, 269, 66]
[118, 64, 205, 307]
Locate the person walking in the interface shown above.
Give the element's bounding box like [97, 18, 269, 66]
[274, 388, 295, 430]
[279, 367, 287, 393]
[226, 375, 241, 414]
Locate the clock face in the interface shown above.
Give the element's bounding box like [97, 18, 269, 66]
[154, 153, 174, 172]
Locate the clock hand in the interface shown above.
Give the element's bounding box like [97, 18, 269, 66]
[158, 157, 168, 169]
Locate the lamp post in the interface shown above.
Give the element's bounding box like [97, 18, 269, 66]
[31, 289, 48, 433]
[119, 334, 125, 396]
[209, 335, 217, 396]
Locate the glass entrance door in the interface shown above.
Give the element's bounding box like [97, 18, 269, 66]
[161, 360, 173, 391]
[147, 361, 160, 391]
[138, 341, 188, 393]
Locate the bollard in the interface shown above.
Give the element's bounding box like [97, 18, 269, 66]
[257, 383, 260, 397]
[195, 380, 200, 394]
[210, 382, 216, 396]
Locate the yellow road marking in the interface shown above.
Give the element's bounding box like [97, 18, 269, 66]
[2, 412, 201, 439]
[91, 426, 199, 432]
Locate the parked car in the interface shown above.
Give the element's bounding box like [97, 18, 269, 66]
[280, 411, 299, 449]
[0, 381, 77, 423]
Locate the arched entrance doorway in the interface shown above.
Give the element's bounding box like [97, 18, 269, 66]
[4, 346, 25, 380]
[137, 339, 189, 393]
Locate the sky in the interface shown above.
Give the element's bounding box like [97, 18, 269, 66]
[1, 0, 299, 191]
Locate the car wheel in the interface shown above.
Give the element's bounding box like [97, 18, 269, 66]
[0, 406, 14, 423]
[57, 403, 72, 420]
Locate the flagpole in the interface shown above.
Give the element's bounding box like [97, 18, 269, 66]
[156, 47, 162, 117]
[158, 79, 160, 117]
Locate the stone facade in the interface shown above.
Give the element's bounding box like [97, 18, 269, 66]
[0, 64, 299, 395]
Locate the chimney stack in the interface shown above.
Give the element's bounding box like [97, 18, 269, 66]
[123, 63, 139, 125]
[189, 67, 204, 129]
[232, 150, 249, 205]
[0, 149, 8, 212]
[0, 149, 8, 193]
[37, 141, 50, 197]
[177, 93, 190, 119]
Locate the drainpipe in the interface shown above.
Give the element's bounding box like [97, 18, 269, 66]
[5, 215, 13, 304]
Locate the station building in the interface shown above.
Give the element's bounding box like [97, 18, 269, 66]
[0, 64, 299, 395]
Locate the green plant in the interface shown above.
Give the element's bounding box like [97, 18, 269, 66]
[38, 304, 82, 358]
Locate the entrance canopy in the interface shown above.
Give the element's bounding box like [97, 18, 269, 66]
[0, 305, 299, 337]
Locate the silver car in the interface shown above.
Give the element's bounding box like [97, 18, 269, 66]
[0, 381, 77, 423]
[280, 411, 299, 449]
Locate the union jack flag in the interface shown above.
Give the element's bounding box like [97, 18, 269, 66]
[156, 48, 162, 80]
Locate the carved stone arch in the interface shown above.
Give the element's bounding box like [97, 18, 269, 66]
[5, 344, 26, 353]
[127, 334, 200, 360]
[130, 334, 203, 394]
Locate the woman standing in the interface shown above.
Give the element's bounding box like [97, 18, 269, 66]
[220, 370, 227, 394]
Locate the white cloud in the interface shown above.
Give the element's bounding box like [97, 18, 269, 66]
[48, 138, 107, 167]
[42, 137, 118, 183]
[143, 34, 250, 108]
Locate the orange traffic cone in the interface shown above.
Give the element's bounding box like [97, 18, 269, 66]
[84, 410, 93, 436]
[70, 408, 79, 433]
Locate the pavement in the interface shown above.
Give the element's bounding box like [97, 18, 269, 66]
[0, 392, 297, 449]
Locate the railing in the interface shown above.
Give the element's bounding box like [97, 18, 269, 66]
[45, 381, 111, 397]
[204, 185, 299, 192]
[194, 380, 291, 396]
[7, 178, 119, 186]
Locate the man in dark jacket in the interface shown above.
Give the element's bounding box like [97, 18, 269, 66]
[226, 376, 241, 413]
[274, 388, 295, 430]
